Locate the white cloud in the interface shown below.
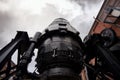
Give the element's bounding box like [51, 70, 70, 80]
[0, 0, 104, 72]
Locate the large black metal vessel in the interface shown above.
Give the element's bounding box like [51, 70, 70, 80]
[0, 18, 120, 80]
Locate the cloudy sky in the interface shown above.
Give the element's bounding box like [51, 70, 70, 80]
[0, 0, 104, 72]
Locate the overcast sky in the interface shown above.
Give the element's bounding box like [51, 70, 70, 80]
[0, 0, 104, 72]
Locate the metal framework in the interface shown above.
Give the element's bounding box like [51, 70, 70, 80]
[0, 18, 120, 80]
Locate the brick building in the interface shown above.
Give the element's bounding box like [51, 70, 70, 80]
[89, 0, 120, 37]
[86, 0, 120, 79]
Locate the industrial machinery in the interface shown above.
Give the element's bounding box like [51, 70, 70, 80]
[0, 18, 120, 80]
